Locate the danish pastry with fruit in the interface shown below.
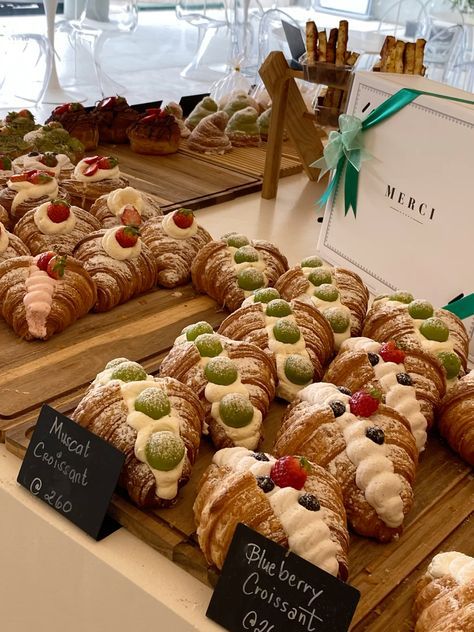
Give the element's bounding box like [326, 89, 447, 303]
[89, 186, 162, 229]
[92, 96, 139, 144]
[127, 108, 180, 155]
[46, 102, 99, 151]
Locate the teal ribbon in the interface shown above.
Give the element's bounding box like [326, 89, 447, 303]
[313, 87, 474, 217]
[443, 293, 474, 320]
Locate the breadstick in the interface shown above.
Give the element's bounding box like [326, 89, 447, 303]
[318, 30, 327, 61]
[306, 21, 318, 65]
[335, 20, 348, 66]
[380, 35, 396, 72]
[346, 51, 359, 67]
[394, 40, 406, 73]
[404, 42, 415, 74]
[372, 60, 381, 72]
[382, 36, 397, 72]
[414, 38, 426, 75]
[327, 28, 338, 64]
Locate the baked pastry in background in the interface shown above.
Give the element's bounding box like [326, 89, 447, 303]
[275, 256, 369, 349]
[413, 551, 474, 632]
[90, 186, 162, 229]
[191, 232, 289, 312]
[14, 198, 101, 256]
[73, 225, 158, 312]
[140, 208, 212, 288]
[160, 328, 277, 450]
[46, 102, 99, 151]
[0, 170, 62, 228]
[92, 95, 139, 144]
[274, 382, 418, 541]
[3, 109, 36, 135]
[187, 111, 232, 155]
[0, 252, 96, 340]
[185, 96, 218, 131]
[257, 108, 271, 141]
[60, 155, 129, 211]
[362, 293, 469, 380]
[325, 337, 446, 451]
[23, 122, 85, 164]
[164, 101, 190, 138]
[0, 204, 8, 226]
[226, 107, 261, 147]
[195, 446, 349, 577]
[0, 221, 30, 263]
[218, 291, 334, 401]
[0, 155, 14, 186]
[222, 92, 260, 119]
[13, 151, 75, 181]
[437, 371, 474, 466]
[72, 363, 204, 508]
[127, 108, 180, 155]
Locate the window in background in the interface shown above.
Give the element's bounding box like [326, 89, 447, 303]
[316, 0, 372, 18]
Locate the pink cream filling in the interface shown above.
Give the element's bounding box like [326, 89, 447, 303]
[23, 265, 56, 338]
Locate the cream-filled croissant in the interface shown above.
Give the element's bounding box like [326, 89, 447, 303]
[325, 337, 446, 451]
[218, 290, 334, 401]
[14, 199, 101, 256]
[362, 293, 469, 380]
[159, 326, 277, 450]
[437, 371, 474, 466]
[274, 382, 418, 541]
[0, 221, 30, 263]
[275, 255, 369, 349]
[195, 447, 349, 578]
[187, 111, 232, 155]
[140, 208, 212, 288]
[413, 551, 474, 632]
[73, 226, 158, 312]
[89, 186, 162, 229]
[0, 253, 96, 340]
[72, 360, 204, 508]
[191, 232, 289, 312]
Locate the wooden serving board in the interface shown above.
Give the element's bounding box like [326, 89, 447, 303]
[5, 386, 474, 631]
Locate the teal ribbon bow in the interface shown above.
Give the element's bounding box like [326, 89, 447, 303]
[313, 87, 474, 217]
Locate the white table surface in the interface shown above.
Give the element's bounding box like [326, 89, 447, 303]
[0, 172, 325, 632]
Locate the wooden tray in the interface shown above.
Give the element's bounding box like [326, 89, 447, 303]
[5, 394, 474, 631]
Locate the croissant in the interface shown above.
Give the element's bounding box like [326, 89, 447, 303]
[0, 253, 96, 340]
[72, 365, 204, 507]
[362, 293, 470, 379]
[140, 209, 212, 288]
[13, 151, 75, 181]
[191, 232, 289, 312]
[218, 292, 335, 401]
[60, 156, 129, 211]
[187, 111, 232, 155]
[0, 221, 30, 262]
[72, 227, 158, 312]
[91, 96, 140, 144]
[0, 204, 9, 226]
[45, 102, 99, 151]
[413, 551, 474, 632]
[437, 371, 474, 465]
[14, 199, 101, 256]
[159, 327, 277, 450]
[194, 447, 349, 578]
[324, 337, 446, 452]
[89, 186, 162, 229]
[274, 256, 369, 349]
[273, 382, 418, 541]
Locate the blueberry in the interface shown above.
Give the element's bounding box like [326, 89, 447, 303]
[368, 352, 379, 366]
[256, 476, 274, 493]
[338, 386, 352, 396]
[298, 493, 321, 511]
[329, 401, 346, 417]
[253, 452, 270, 462]
[366, 427, 385, 444]
[396, 372, 413, 386]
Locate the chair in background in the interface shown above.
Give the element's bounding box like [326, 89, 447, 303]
[375, 0, 430, 41]
[70, 0, 139, 97]
[256, 8, 303, 75]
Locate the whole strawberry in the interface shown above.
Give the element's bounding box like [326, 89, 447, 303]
[349, 390, 381, 417]
[379, 341, 405, 364]
[115, 225, 139, 248]
[36, 251, 56, 272]
[46, 254, 67, 280]
[47, 199, 71, 223]
[172, 208, 194, 229]
[270, 455, 312, 490]
[120, 205, 141, 226]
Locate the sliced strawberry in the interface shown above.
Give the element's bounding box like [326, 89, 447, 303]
[36, 251, 57, 272]
[270, 456, 312, 490]
[140, 114, 158, 124]
[97, 156, 118, 170]
[172, 208, 194, 229]
[115, 225, 139, 248]
[47, 199, 71, 223]
[29, 171, 54, 184]
[120, 205, 141, 226]
[0, 155, 12, 170]
[52, 103, 70, 116]
[46, 255, 67, 280]
[9, 172, 29, 182]
[83, 155, 100, 165]
[84, 163, 99, 177]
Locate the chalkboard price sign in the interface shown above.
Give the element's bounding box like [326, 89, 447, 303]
[207, 524, 360, 632]
[17, 404, 125, 539]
